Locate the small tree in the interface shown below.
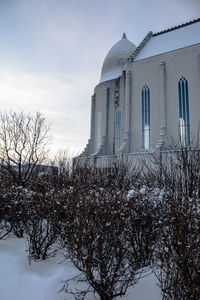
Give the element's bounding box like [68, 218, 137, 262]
[0, 111, 50, 186]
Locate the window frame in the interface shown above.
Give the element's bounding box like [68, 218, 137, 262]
[178, 77, 190, 146]
[142, 85, 150, 150]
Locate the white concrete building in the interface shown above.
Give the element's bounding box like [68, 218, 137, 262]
[76, 18, 200, 166]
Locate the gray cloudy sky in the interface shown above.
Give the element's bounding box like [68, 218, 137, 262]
[0, 0, 199, 156]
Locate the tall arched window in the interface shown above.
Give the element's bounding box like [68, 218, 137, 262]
[114, 107, 121, 153]
[142, 85, 150, 149]
[178, 77, 190, 145]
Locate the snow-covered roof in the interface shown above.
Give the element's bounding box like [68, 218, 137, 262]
[135, 19, 200, 61]
[99, 70, 124, 83]
[100, 33, 136, 83]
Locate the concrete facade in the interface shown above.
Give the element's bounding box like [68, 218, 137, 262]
[76, 19, 200, 166]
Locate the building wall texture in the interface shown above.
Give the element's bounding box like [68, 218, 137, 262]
[77, 19, 200, 165]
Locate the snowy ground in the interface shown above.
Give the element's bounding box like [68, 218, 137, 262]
[0, 237, 161, 300]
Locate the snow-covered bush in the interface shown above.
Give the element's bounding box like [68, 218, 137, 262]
[1, 185, 29, 238]
[58, 165, 156, 300]
[24, 189, 64, 261]
[154, 193, 200, 299]
[126, 188, 159, 274]
[140, 139, 200, 299]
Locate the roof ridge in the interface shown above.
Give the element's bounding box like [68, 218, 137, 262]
[128, 31, 153, 62]
[153, 17, 200, 36]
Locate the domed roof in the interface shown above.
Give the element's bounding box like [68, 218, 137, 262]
[100, 33, 136, 83]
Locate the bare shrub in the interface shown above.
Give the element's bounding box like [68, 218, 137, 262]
[59, 165, 156, 300]
[46, 150, 72, 190]
[2, 185, 28, 238]
[61, 189, 134, 299]
[155, 193, 200, 299]
[24, 191, 60, 261]
[126, 189, 158, 273]
[72, 158, 140, 191]
[141, 136, 200, 299]
[142, 137, 200, 197]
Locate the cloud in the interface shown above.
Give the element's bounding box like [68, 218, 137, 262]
[0, 66, 91, 155]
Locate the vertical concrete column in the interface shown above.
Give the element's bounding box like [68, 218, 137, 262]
[122, 70, 132, 153]
[105, 88, 110, 154]
[158, 61, 166, 148]
[128, 70, 132, 152]
[105, 88, 110, 137]
[90, 94, 96, 150]
[199, 55, 200, 80]
[120, 71, 126, 122]
[125, 71, 131, 131]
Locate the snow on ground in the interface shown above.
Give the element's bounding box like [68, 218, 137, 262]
[0, 237, 161, 300]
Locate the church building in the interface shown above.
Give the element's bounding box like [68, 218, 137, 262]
[77, 18, 200, 166]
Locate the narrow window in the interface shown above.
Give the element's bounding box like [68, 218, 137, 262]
[114, 107, 121, 153]
[178, 77, 190, 145]
[142, 85, 150, 149]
